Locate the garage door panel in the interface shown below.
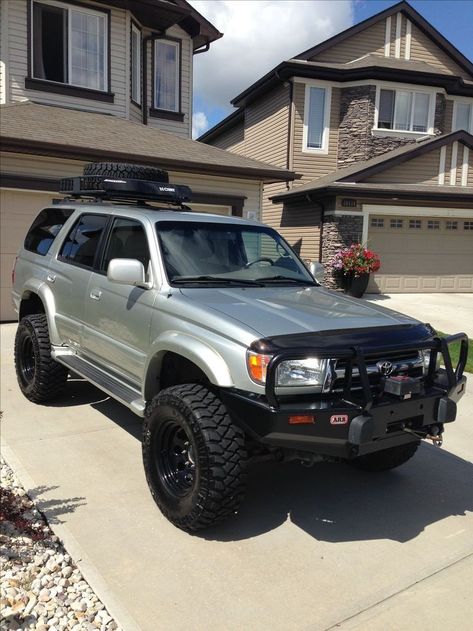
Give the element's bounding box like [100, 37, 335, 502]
[368, 213, 473, 293]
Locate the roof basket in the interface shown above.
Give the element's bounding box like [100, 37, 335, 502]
[59, 175, 192, 205]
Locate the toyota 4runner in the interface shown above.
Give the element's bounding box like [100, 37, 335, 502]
[12, 163, 468, 531]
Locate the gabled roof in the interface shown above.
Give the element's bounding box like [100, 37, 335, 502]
[271, 130, 473, 202]
[0, 103, 295, 183]
[295, 1, 473, 79]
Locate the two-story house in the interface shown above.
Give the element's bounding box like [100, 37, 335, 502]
[200, 1, 473, 294]
[0, 0, 294, 320]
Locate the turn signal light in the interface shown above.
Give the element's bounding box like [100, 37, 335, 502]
[289, 415, 315, 425]
[246, 351, 271, 385]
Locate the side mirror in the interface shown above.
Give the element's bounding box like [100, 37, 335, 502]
[309, 261, 325, 283]
[107, 258, 149, 288]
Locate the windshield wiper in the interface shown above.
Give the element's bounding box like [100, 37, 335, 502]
[256, 275, 317, 285]
[171, 275, 263, 286]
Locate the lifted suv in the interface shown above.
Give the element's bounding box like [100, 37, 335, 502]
[12, 163, 468, 531]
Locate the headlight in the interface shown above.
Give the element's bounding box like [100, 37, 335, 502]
[420, 349, 441, 374]
[276, 358, 327, 386]
[246, 352, 327, 387]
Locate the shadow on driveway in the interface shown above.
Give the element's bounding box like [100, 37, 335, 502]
[49, 380, 473, 544]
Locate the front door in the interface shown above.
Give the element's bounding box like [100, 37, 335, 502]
[82, 217, 156, 384]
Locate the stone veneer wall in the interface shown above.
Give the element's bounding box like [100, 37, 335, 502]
[337, 87, 446, 167]
[321, 215, 364, 288]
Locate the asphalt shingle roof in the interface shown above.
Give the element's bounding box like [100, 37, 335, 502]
[0, 102, 295, 183]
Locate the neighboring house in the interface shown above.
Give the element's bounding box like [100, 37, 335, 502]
[0, 0, 295, 320]
[200, 0, 473, 294]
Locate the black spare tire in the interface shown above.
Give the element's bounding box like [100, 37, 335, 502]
[83, 162, 168, 183]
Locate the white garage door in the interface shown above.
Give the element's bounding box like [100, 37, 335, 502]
[1, 189, 56, 320]
[367, 214, 473, 293]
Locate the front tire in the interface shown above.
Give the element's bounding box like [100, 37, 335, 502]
[142, 384, 247, 531]
[348, 440, 420, 472]
[14, 314, 68, 403]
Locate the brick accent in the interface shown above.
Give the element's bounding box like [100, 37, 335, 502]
[321, 215, 364, 288]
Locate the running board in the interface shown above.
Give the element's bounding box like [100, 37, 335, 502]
[54, 353, 146, 417]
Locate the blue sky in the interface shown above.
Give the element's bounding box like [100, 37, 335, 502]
[192, 0, 473, 138]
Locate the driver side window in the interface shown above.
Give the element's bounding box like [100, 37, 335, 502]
[101, 218, 150, 272]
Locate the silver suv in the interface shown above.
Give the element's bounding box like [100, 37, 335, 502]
[12, 163, 468, 531]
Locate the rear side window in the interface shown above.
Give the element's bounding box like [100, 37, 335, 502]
[59, 214, 108, 269]
[24, 207, 74, 256]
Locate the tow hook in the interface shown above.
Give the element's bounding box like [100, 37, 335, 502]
[402, 424, 443, 447]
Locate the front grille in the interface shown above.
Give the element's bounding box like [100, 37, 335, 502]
[324, 349, 424, 393]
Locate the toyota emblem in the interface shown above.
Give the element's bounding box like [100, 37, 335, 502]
[378, 361, 394, 376]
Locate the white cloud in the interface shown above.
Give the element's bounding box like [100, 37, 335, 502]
[192, 111, 209, 138]
[192, 1, 354, 113]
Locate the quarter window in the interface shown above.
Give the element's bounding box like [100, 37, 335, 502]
[131, 23, 141, 105]
[154, 40, 180, 111]
[303, 84, 330, 152]
[453, 102, 473, 133]
[59, 214, 108, 268]
[24, 207, 74, 255]
[378, 89, 431, 133]
[32, 1, 107, 91]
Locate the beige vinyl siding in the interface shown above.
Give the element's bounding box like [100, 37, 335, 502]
[292, 83, 339, 182]
[310, 20, 386, 63]
[362, 149, 441, 185]
[6, 0, 128, 117]
[445, 99, 454, 133]
[409, 22, 470, 79]
[0, 0, 8, 103]
[468, 151, 473, 187]
[146, 24, 192, 138]
[244, 84, 290, 167]
[129, 102, 142, 124]
[209, 122, 245, 154]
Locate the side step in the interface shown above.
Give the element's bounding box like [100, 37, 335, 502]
[55, 353, 146, 417]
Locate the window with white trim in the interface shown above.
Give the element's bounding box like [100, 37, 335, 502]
[377, 88, 432, 133]
[390, 218, 403, 229]
[371, 217, 384, 228]
[154, 39, 180, 112]
[453, 101, 473, 134]
[303, 84, 331, 152]
[446, 221, 458, 230]
[32, 1, 107, 91]
[409, 219, 422, 229]
[463, 221, 473, 231]
[131, 23, 141, 105]
[427, 220, 440, 230]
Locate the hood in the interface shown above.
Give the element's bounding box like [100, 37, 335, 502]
[179, 285, 419, 339]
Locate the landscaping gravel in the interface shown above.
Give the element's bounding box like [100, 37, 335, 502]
[0, 458, 121, 631]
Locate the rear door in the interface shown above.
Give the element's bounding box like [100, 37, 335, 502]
[48, 213, 109, 348]
[82, 216, 157, 383]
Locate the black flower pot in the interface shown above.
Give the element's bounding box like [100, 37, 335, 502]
[340, 273, 370, 298]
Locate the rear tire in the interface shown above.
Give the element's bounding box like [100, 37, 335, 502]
[83, 162, 168, 183]
[142, 384, 247, 531]
[348, 440, 420, 472]
[14, 314, 68, 403]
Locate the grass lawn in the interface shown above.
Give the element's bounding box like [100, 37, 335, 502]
[437, 331, 473, 374]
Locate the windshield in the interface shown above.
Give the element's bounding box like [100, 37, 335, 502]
[156, 221, 317, 286]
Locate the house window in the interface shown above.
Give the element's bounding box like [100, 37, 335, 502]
[371, 218, 384, 228]
[464, 221, 473, 230]
[377, 89, 431, 133]
[303, 84, 331, 152]
[409, 219, 422, 229]
[131, 23, 141, 105]
[32, 1, 107, 91]
[446, 221, 458, 230]
[453, 101, 473, 133]
[390, 218, 403, 229]
[427, 220, 440, 230]
[154, 39, 180, 111]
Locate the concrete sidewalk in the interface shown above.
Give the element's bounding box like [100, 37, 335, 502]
[364, 293, 473, 337]
[1, 322, 473, 630]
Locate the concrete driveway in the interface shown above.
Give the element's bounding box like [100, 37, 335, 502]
[1, 322, 473, 630]
[364, 293, 473, 338]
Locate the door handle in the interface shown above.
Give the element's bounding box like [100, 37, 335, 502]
[46, 274, 56, 283]
[89, 289, 102, 301]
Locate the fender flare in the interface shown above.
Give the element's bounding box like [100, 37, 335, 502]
[144, 331, 233, 400]
[19, 280, 60, 344]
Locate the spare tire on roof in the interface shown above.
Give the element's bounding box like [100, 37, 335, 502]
[83, 162, 169, 183]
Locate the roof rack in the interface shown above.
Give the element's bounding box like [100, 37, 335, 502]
[58, 176, 192, 206]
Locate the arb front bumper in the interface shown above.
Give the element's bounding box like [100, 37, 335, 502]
[221, 326, 468, 459]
